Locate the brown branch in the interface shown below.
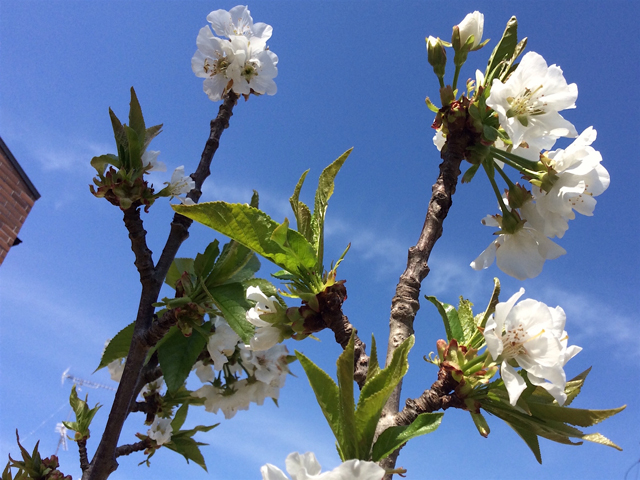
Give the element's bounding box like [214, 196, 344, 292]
[317, 283, 369, 388]
[78, 439, 90, 473]
[377, 130, 470, 477]
[114, 439, 151, 458]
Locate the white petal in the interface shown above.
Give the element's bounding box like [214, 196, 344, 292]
[286, 452, 322, 478]
[501, 362, 527, 406]
[261, 464, 289, 480]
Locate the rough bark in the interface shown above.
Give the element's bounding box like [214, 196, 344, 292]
[377, 130, 470, 477]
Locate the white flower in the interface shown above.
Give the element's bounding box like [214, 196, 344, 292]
[194, 361, 215, 383]
[192, 12, 278, 101]
[458, 11, 484, 49]
[148, 416, 173, 446]
[107, 358, 125, 382]
[207, 5, 272, 43]
[487, 52, 578, 149]
[470, 214, 565, 280]
[246, 286, 282, 351]
[193, 380, 253, 419]
[533, 127, 610, 225]
[245, 344, 289, 385]
[483, 289, 581, 405]
[207, 317, 241, 371]
[261, 452, 385, 480]
[141, 150, 166, 172]
[140, 376, 164, 397]
[166, 166, 195, 196]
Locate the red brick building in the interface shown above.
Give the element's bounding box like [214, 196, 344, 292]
[0, 137, 40, 265]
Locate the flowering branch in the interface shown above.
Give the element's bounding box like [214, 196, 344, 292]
[83, 93, 238, 480]
[377, 130, 469, 474]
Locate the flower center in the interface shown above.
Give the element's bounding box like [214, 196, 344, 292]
[241, 62, 259, 82]
[506, 85, 546, 125]
[203, 55, 231, 77]
[501, 323, 545, 358]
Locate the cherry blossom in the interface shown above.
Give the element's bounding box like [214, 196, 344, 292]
[261, 452, 385, 480]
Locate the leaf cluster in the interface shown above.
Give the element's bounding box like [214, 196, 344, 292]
[5, 432, 71, 480]
[62, 385, 102, 441]
[296, 334, 442, 462]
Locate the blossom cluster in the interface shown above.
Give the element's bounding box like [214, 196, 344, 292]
[192, 314, 290, 419]
[192, 6, 278, 101]
[430, 15, 610, 280]
[482, 289, 581, 405]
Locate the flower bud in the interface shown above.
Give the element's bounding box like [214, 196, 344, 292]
[426, 36, 447, 80]
[457, 11, 484, 50]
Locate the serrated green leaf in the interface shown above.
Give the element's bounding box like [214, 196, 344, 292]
[171, 404, 189, 432]
[528, 404, 626, 428]
[581, 433, 623, 451]
[165, 258, 196, 289]
[194, 240, 220, 278]
[312, 149, 352, 269]
[485, 16, 518, 81]
[426, 296, 463, 342]
[158, 324, 209, 392]
[355, 335, 414, 459]
[504, 419, 542, 463]
[109, 107, 128, 165]
[457, 297, 476, 344]
[90, 154, 121, 175]
[271, 218, 290, 247]
[295, 351, 343, 454]
[290, 170, 314, 243]
[207, 240, 260, 286]
[143, 124, 163, 151]
[564, 367, 591, 406]
[208, 283, 254, 344]
[164, 436, 208, 471]
[172, 202, 318, 279]
[371, 413, 443, 462]
[174, 423, 218, 438]
[336, 333, 358, 459]
[365, 334, 380, 383]
[128, 87, 146, 143]
[96, 322, 134, 371]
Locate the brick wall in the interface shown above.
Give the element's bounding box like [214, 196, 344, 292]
[0, 138, 40, 265]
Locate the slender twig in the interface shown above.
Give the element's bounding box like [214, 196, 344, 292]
[115, 439, 151, 458]
[78, 439, 90, 473]
[377, 129, 470, 477]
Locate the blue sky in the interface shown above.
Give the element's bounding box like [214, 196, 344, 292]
[1, 1, 638, 479]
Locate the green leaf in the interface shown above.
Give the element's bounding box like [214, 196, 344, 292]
[484, 16, 518, 81]
[335, 333, 358, 459]
[250, 190, 259, 208]
[365, 334, 380, 383]
[90, 154, 121, 175]
[461, 163, 480, 183]
[312, 149, 352, 269]
[128, 87, 146, 143]
[124, 125, 142, 171]
[504, 419, 542, 463]
[295, 351, 343, 456]
[108, 107, 128, 166]
[426, 296, 463, 342]
[194, 240, 220, 278]
[172, 202, 318, 278]
[527, 403, 626, 428]
[173, 423, 218, 438]
[208, 283, 254, 344]
[371, 413, 443, 462]
[208, 240, 260, 286]
[96, 322, 134, 371]
[457, 297, 476, 344]
[355, 335, 414, 459]
[143, 124, 163, 151]
[171, 404, 189, 432]
[290, 170, 314, 243]
[164, 436, 208, 471]
[564, 367, 591, 406]
[165, 258, 195, 289]
[65, 385, 101, 438]
[158, 323, 209, 392]
[483, 125, 499, 142]
[271, 218, 290, 247]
